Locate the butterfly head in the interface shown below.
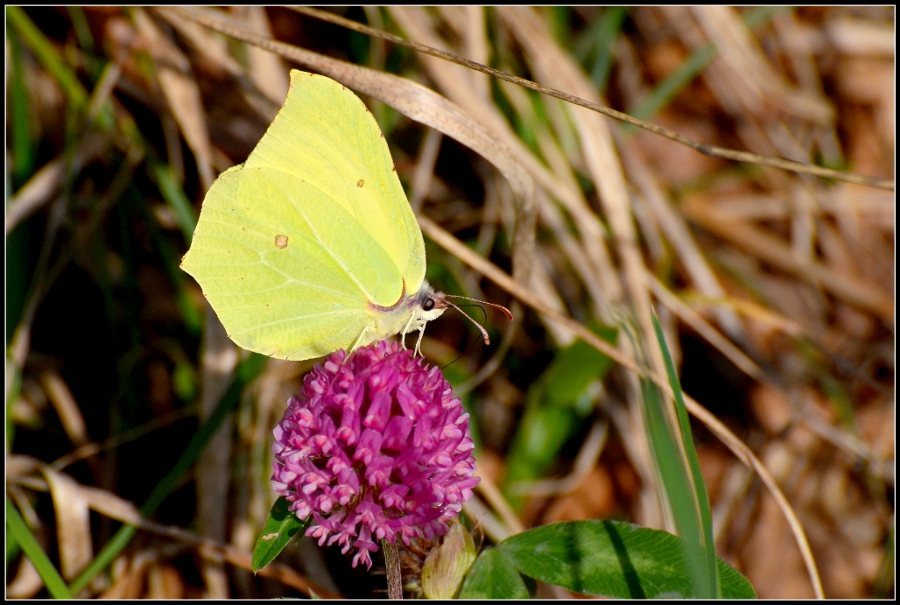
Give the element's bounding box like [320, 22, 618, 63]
[409, 281, 448, 331]
[418, 285, 514, 347]
[380, 281, 512, 355]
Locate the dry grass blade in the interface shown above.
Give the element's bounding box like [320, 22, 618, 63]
[616, 135, 748, 344]
[194, 310, 239, 598]
[39, 370, 90, 449]
[407, 9, 627, 319]
[9, 456, 341, 598]
[389, 6, 622, 321]
[40, 468, 94, 589]
[135, 9, 214, 190]
[690, 6, 834, 124]
[644, 272, 765, 383]
[5, 135, 110, 235]
[499, 6, 658, 368]
[683, 200, 893, 323]
[146, 560, 186, 599]
[235, 6, 290, 104]
[293, 6, 893, 191]
[408, 128, 443, 213]
[418, 217, 635, 371]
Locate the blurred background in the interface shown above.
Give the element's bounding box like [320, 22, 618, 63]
[6, 6, 894, 599]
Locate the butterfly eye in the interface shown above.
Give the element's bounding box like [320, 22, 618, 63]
[423, 298, 435, 312]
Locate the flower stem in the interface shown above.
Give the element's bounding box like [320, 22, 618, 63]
[382, 539, 403, 599]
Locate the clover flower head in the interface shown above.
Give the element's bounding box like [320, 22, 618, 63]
[272, 340, 479, 569]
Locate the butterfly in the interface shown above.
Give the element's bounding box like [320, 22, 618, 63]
[181, 70, 508, 360]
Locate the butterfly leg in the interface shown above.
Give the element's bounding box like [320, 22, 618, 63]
[399, 313, 419, 351]
[413, 326, 427, 357]
[348, 326, 374, 354]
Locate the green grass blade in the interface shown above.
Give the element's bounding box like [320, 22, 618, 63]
[625, 313, 719, 598]
[8, 35, 36, 188]
[626, 6, 788, 129]
[7, 7, 87, 112]
[573, 7, 630, 93]
[150, 162, 199, 243]
[639, 372, 714, 596]
[653, 313, 719, 597]
[7, 6, 115, 133]
[627, 44, 717, 127]
[6, 498, 74, 599]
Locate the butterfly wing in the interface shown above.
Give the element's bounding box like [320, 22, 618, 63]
[181, 70, 426, 360]
[245, 70, 426, 301]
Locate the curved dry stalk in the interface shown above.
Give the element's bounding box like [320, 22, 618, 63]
[293, 6, 893, 191]
[419, 215, 825, 599]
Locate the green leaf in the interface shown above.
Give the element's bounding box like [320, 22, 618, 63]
[497, 520, 756, 599]
[458, 547, 532, 599]
[252, 496, 310, 572]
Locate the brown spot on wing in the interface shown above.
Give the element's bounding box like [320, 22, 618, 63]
[275, 234, 289, 249]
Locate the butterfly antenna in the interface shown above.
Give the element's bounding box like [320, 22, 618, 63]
[439, 298, 493, 345]
[443, 294, 514, 320]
